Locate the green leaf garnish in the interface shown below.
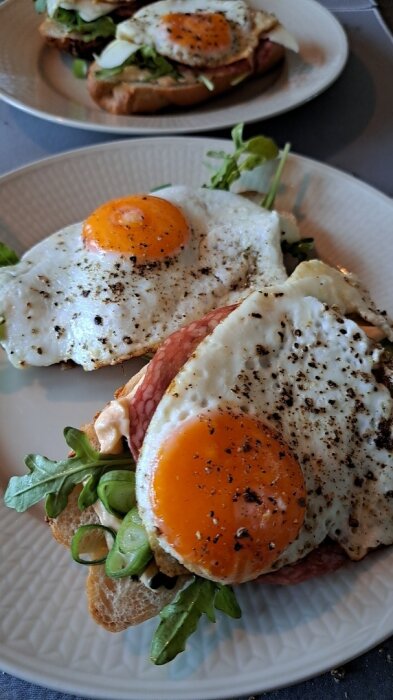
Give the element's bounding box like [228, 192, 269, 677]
[214, 583, 242, 618]
[205, 123, 279, 191]
[95, 44, 179, 81]
[0, 241, 19, 267]
[281, 237, 314, 262]
[54, 9, 116, 41]
[262, 141, 291, 210]
[150, 577, 241, 665]
[72, 58, 88, 79]
[4, 427, 134, 518]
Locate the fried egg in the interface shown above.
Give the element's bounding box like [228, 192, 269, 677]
[97, 0, 290, 70]
[0, 186, 289, 370]
[136, 261, 393, 585]
[120, 0, 276, 66]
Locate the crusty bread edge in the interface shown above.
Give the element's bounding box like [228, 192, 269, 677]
[87, 43, 285, 115]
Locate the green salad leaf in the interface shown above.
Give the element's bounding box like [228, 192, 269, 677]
[261, 141, 291, 210]
[0, 241, 19, 267]
[214, 583, 242, 618]
[205, 123, 279, 191]
[54, 9, 116, 40]
[4, 427, 134, 518]
[95, 45, 179, 81]
[150, 577, 241, 665]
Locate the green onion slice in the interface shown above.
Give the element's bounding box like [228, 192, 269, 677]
[71, 524, 115, 565]
[72, 58, 88, 79]
[105, 507, 152, 578]
[97, 469, 136, 517]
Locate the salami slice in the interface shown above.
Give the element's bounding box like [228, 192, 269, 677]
[129, 304, 237, 458]
[255, 541, 348, 585]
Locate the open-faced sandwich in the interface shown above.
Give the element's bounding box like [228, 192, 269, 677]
[5, 258, 393, 664]
[0, 129, 299, 371]
[35, 0, 151, 58]
[88, 0, 298, 114]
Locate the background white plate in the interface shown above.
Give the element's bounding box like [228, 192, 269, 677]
[0, 0, 348, 133]
[1, 137, 393, 700]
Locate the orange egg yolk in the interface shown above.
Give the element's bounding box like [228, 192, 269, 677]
[161, 12, 232, 54]
[82, 195, 189, 261]
[152, 411, 306, 584]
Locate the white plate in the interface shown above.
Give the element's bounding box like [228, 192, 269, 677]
[0, 0, 348, 134]
[1, 137, 393, 700]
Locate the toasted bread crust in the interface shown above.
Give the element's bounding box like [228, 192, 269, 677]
[87, 566, 188, 631]
[88, 40, 285, 115]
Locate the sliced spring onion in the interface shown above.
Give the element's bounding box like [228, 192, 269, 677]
[71, 524, 115, 565]
[105, 507, 152, 578]
[97, 469, 136, 517]
[72, 59, 88, 79]
[198, 74, 215, 91]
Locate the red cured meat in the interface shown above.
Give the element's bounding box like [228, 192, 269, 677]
[128, 304, 237, 458]
[255, 541, 348, 585]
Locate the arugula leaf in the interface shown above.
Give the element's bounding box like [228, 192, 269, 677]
[150, 577, 241, 665]
[0, 241, 19, 267]
[54, 9, 115, 41]
[214, 583, 242, 618]
[139, 45, 179, 81]
[281, 237, 314, 262]
[4, 427, 134, 518]
[262, 141, 291, 210]
[205, 123, 279, 191]
[95, 44, 179, 81]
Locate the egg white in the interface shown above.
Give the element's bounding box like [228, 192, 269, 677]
[0, 187, 288, 370]
[136, 262, 393, 583]
[111, 0, 277, 68]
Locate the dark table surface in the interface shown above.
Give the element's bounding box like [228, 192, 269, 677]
[1, 1, 393, 698]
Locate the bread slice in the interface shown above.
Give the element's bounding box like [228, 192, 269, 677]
[48, 365, 190, 632]
[87, 565, 188, 631]
[39, 18, 111, 58]
[88, 39, 285, 115]
[39, 2, 146, 59]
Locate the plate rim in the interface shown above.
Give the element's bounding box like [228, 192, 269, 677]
[1, 134, 392, 209]
[0, 0, 349, 134]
